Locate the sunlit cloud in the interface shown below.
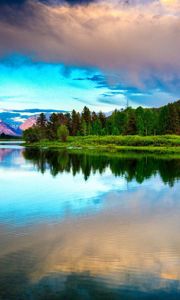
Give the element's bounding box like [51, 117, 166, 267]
[0, 0, 179, 110]
[0, 0, 180, 87]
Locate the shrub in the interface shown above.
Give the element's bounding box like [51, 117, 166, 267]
[57, 125, 69, 142]
[23, 127, 41, 143]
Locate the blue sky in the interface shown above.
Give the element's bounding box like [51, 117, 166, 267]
[0, 55, 176, 114]
[0, 56, 126, 112]
[0, 0, 179, 115]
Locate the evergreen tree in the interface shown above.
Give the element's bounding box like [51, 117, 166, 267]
[24, 100, 180, 142]
[80, 118, 87, 136]
[136, 107, 145, 135]
[167, 104, 179, 134]
[82, 106, 91, 124]
[71, 110, 81, 136]
[98, 111, 106, 129]
[144, 110, 154, 135]
[159, 106, 169, 134]
[92, 111, 98, 122]
[81, 106, 91, 135]
[124, 109, 137, 135]
[47, 113, 61, 140]
[36, 113, 47, 139]
[92, 119, 102, 135]
[37, 113, 47, 128]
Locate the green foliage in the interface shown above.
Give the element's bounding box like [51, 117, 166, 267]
[82, 106, 91, 124]
[92, 119, 102, 135]
[124, 109, 137, 135]
[136, 107, 144, 131]
[66, 135, 180, 147]
[36, 113, 47, 139]
[23, 127, 41, 143]
[25, 135, 180, 156]
[80, 118, 87, 136]
[57, 125, 69, 142]
[71, 110, 80, 136]
[23, 101, 180, 143]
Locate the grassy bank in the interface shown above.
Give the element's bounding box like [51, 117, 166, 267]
[24, 135, 180, 153]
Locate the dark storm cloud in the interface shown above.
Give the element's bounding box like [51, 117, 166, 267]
[0, 0, 95, 27]
[0, 0, 25, 5]
[0, 0, 95, 7]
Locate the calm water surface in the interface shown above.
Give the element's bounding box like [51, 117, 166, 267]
[0, 142, 180, 299]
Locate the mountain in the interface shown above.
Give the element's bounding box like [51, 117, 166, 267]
[19, 116, 37, 131]
[0, 109, 69, 132]
[105, 111, 113, 117]
[0, 119, 19, 136]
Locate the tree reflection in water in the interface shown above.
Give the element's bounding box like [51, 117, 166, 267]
[23, 148, 180, 186]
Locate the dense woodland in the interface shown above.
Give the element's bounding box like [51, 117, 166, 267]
[23, 100, 180, 142]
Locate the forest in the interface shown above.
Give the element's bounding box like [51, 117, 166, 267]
[23, 100, 180, 143]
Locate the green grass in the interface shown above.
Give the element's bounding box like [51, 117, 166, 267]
[24, 135, 180, 154]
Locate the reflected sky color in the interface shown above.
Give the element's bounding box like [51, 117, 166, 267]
[0, 146, 173, 225]
[0, 143, 180, 299]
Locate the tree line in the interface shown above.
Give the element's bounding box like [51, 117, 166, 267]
[23, 100, 180, 142]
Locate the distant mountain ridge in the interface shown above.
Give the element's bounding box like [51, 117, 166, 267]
[0, 112, 67, 136]
[0, 119, 20, 136]
[0, 109, 68, 134]
[19, 115, 38, 131]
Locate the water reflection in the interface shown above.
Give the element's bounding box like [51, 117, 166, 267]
[0, 146, 180, 299]
[23, 148, 180, 186]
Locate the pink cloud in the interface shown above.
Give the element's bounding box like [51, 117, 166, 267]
[0, 0, 180, 88]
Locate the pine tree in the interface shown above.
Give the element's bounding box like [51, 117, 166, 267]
[36, 113, 47, 128]
[80, 118, 87, 136]
[167, 104, 179, 134]
[92, 119, 101, 135]
[159, 106, 169, 134]
[82, 106, 91, 124]
[36, 113, 47, 139]
[144, 110, 154, 135]
[47, 113, 61, 140]
[71, 110, 81, 136]
[136, 107, 145, 135]
[98, 111, 106, 129]
[124, 109, 137, 135]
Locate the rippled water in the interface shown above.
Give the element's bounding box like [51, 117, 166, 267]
[0, 142, 180, 299]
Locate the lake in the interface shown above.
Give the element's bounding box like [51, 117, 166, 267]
[0, 142, 180, 299]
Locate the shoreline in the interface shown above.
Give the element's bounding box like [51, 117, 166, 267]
[23, 135, 180, 154]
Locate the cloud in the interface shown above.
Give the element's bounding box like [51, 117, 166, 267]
[12, 108, 67, 113]
[0, 0, 96, 6]
[0, 0, 179, 95]
[74, 74, 108, 88]
[98, 90, 127, 106]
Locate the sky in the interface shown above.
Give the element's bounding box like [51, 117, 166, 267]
[0, 0, 180, 117]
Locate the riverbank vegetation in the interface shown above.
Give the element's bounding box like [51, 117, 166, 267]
[24, 135, 180, 153]
[23, 100, 180, 152]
